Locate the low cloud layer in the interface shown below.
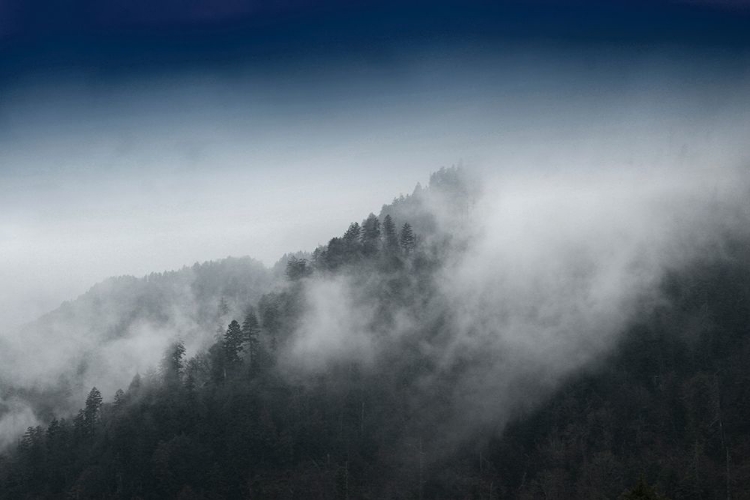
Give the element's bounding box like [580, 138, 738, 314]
[283, 166, 750, 449]
[440, 168, 747, 429]
[0, 258, 273, 448]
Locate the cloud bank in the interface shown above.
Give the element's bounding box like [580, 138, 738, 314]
[282, 165, 750, 451]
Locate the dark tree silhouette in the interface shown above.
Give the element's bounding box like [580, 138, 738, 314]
[161, 339, 186, 385]
[324, 236, 346, 269]
[383, 214, 400, 253]
[242, 309, 261, 368]
[260, 296, 282, 351]
[113, 388, 126, 409]
[361, 213, 381, 256]
[400, 222, 416, 254]
[223, 320, 244, 368]
[83, 387, 102, 435]
[343, 222, 362, 256]
[286, 256, 311, 281]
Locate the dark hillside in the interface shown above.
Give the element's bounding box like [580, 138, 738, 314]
[1, 168, 749, 499]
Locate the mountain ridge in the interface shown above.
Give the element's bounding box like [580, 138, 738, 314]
[2, 166, 750, 499]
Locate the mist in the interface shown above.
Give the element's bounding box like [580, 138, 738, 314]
[4, 0, 750, 495]
[2, 56, 750, 450]
[1, 14, 750, 465]
[2, 45, 749, 332]
[279, 165, 750, 456]
[440, 168, 747, 433]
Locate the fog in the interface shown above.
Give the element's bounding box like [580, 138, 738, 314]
[440, 168, 747, 433]
[1, 46, 750, 450]
[0, 397, 39, 451]
[281, 165, 749, 454]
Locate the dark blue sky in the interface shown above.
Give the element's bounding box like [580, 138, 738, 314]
[2, 0, 750, 81]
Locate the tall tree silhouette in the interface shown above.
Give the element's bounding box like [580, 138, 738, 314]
[383, 214, 400, 253]
[343, 222, 362, 258]
[84, 387, 102, 436]
[242, 309, 261, 368]
[161, 340, 186, 385]
[400, 222, 416, 255]
[361, 213, 381, 256]
[223, 320, 244, 368]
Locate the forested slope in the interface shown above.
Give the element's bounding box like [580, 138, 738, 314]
[0, 256, 272, 445]
[1, 168, 749, 499]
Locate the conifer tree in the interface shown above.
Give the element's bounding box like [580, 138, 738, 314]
[400, 222, 416, 255]
[260, 298, 281, 351]
[361, 213, 382, 256]
[242, 310, 261, 367]
[343, 222, 362, 256]
[383, 214, 400, 253]
[128, 373, 142, 394]
[286, 257, 311, 281]
[223, 320, 244, 367]
[325, 237, 346, 269]
[46, 417, 60, 442]
[84, 387, 103, 436]
[113, 389, 126, 410]
[73, 409, 86, 442]
[161, 340, 186, 385]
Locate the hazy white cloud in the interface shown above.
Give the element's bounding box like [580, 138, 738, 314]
[285, 275, 377, 371]
[437, 167, 748, 428]
[1, 46, 749, 449]
[283, 165, 750, 451]
[0, 397, 39, 450]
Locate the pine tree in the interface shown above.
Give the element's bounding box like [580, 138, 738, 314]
[343, 222, 362, 257]
[73, 409, 86, 442]
[400, 222, 416, 255]
[128, 373, 142, 394]
[260, 298, 281, 351]
[325, 237, 346, 269]
[286, 257, 311, 281]
[113, 389, 126, 410]
[84, 387, 103, 436]
[209, 342, 227, 383]
[242, 310, 261, 368]
[224, 320, 244, 368]
[161, 340, 186, 385]
[361, 213, 381, 256]
[46, 417, 60, 442]
[383, 214, 400, 253]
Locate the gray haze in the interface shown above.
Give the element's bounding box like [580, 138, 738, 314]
[0, 256, 275, 448]
[1, 47, 750, 448]
[281, 165, 750, 453]
[2, 47, 749, 331]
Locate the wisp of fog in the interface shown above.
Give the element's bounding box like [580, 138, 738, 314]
[282, 165, 750, 451]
